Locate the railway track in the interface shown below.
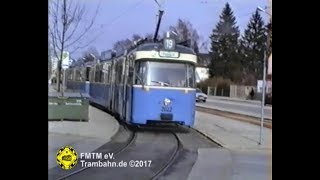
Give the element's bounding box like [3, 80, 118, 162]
[51, 126, 184, 180]
[51, 127, 219, 180]
[150, 132, 182, 180]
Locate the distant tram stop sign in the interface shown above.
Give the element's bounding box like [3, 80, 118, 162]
[62, 51, 70, 69]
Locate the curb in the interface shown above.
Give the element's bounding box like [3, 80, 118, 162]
[191, 128, 224, 148]
[207, 96, 272, 107]
[196, 106, 272, 129]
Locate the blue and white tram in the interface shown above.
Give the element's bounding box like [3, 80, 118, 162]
[70, 38, 198, 127]
[105, 38, 197, 127]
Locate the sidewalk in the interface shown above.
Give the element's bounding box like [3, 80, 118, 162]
[48, 84, 56, 93]
[48, 84, 74, 94]
[187, 147, 272, 180]
[194, 111, 272, 151]
[48, 106, 119, 169]
[187, 111, 272, 180]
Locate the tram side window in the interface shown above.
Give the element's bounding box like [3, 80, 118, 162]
[72, 69, 76, 81]
[103, 72, 107, 84]
[95, 65, 101, 82]
[100, 70, 104, 83]
[127, 68, 133, 85]
[75, 69, 81, 81]
[114, 63, 118, 83]
[108, 64, 113, 84]
[134, 61, 146, 85]
[127, 60, 134, 85]
[86, 67, 90, 81]
[117, 62, 123, 84]
[89, 68, 95, 82]
[187, 65, 195, 88]
[106, 64, 111, 84]
[111, 64, 114, 84]
[81, 68, 86, 82]
[114, 61, 120, 84]
[126, 62, 131, 85]
[67, 70, 72, 80]
[121, 59, 126, 84]
[104, 66, 108, 84]
[107, 65, 111, 84]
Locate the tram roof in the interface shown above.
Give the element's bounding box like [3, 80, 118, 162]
[134, 43, 196, 55]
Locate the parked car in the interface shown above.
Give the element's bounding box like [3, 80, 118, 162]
[196, 88, 208, 102]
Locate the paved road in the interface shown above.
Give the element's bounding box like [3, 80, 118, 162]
[197, 97, 272, 120]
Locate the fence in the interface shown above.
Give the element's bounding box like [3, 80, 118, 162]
[207, 86, 230, 97]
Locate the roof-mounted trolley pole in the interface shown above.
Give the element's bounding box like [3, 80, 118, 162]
[153, 10, 164, 42]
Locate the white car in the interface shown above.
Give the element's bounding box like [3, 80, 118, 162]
[196, 88, 208, 102]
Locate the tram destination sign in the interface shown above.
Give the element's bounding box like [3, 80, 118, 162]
[159, 51, 179, 58]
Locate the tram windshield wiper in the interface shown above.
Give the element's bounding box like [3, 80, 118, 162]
[151, 80, 170, 86]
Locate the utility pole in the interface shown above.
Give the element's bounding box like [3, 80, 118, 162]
[257, 1, 272, 145]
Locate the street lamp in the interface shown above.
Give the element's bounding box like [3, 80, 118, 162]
[171, 30, 178, 36]
[89, 53, 96, 59]
[257, 6, 272, 16]
[257, 6, 271, 145]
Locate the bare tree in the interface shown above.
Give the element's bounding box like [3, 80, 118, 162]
[199, 40, 209, 53]
[112, 33, 160, 53]
[112, 38, 133, 54]
[168, 19, 200, 54]
[144, 33, 155, 42]
[49, 0, 99, 92]
[48, 25, 51, 81]
[112, 34, 144, 53]
[83, 46, 100, 58]
[132, 34, 142, 42]
[82, 46, 100, 62]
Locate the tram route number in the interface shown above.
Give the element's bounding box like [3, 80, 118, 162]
[161, 106, 172, 112]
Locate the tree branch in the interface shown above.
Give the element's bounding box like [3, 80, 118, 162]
[65, 2, 100, 49]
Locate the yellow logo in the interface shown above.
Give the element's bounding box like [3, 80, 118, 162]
[56, 146, 78, 170]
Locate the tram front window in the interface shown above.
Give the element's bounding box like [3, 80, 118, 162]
[134, 61, 195, 88]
